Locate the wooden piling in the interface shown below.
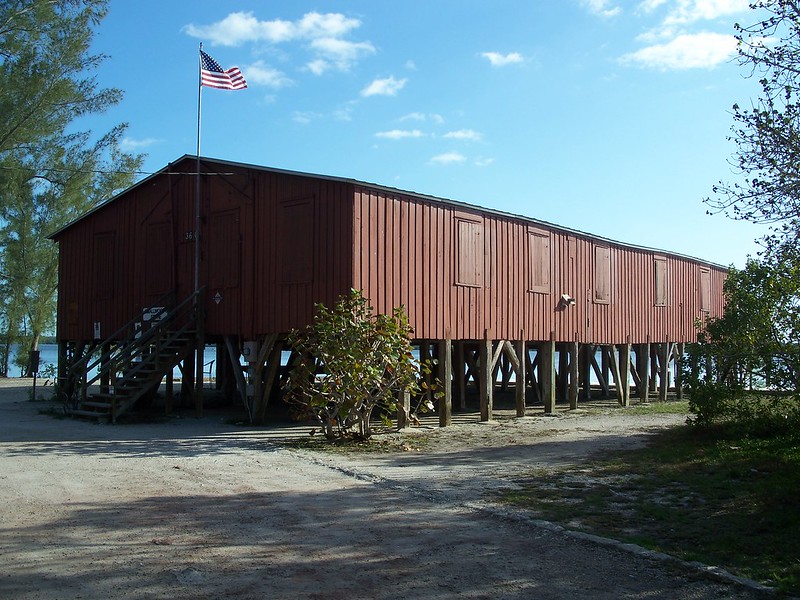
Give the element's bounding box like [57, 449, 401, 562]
[439, 339, 453, 427]
[541, 340, 556, 414]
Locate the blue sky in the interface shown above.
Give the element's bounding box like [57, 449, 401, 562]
[88, 0, 769, 267]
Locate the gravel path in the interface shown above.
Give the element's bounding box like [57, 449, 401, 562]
[0, 379, 773, 599]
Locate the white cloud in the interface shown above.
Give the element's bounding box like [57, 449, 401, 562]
[430, 152, 467, 165]
[444, 129, 482, 141]
[400, 112, 444, 124]
[663, 0, 750, 26]
[481, 51, 524, 67]
[582, 0, 622, 18]
[474, 157, 495, 167]
[305, 59, 328, 75]
[637, 0, 751, 42]
[120, 137, 159, 151]
[292, 111, 321, 124]
[244, 61, 292, 87]
[184, 11, 373, 76]
[334, 105, 354, 121]
[361, 76, 408, 97]
[619, 31, 737, 69]
[637, 0, 669, 12]
[295, 11, 362, 39]
[308, 37, 376, 72]
[184, 11, 361, 46]
[375, 129, 425, 139]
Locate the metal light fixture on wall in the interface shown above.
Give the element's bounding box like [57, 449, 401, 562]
[557, 294, 576, 310]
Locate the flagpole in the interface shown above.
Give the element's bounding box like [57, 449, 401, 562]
[194, 43, 204, 416]
[194, 42, 202, 298]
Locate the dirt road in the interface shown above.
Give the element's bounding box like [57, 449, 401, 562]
[0, 379, 771, 599]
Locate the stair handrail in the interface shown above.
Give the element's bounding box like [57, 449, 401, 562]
[116, 315, 198, 386]
[63, 288, 204, 402]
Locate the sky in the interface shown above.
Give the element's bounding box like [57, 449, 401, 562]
[85, 0, 773, 268]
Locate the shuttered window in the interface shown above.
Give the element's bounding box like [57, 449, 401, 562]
[456, 217, 483, 287]
[700, 267, 711, 311]
[528, 229, 550, 293]
[654, 256, 668, 306]
[594, 245, 611, 304]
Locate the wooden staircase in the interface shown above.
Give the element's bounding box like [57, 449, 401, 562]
[62, 290, 204, 423]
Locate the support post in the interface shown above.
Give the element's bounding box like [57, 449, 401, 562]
[165, 371, 174, 414]
[439, 339, 452, 427]
[183, 351, 196, 408]
[601, 348, 611, 396]
[619, 343, 631, 407]
[581, 344, 593, 400]
[659, 343, 670, 402]
[675, 343, 685, 399]
[568, 341, 579, 410]
[650, 345, 659, 393]
[224, 335, 248, 417]
[638, 343, 651, 403]
[455, 340, 466, 410]
[252, 335, 279, 423]
[194, 289, 205, 417]
[558, 344, 569, 403]
[479, 338, 493, 421]
[608, 344, 622, 406]
[514, 340, 527, 417]
[397, 388, 411, 429]
[540, 340, 556, 414]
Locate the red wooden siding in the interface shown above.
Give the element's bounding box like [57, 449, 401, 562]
[351, 186, 726, 344]
[56, 169, 179, 341]
[54, 157, 356, 341]
[53, 156, 726, 346]
[252, 172, 354, 335]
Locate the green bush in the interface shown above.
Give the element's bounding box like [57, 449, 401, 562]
[287, 289, 433, 441]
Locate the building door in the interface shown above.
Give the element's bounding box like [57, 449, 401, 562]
[144, 221, 174, 305]
[205, 208, 241, 335]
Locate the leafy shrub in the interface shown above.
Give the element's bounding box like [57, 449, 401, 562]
[287, 289, 434, 441]
[684, 259, 800, 437]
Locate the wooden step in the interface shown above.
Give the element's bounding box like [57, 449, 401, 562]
[81, 400, 113, 409]
[90, 392, 128, 400]
[69, 409, 110, 419]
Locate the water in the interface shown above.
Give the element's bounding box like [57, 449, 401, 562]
[6, 343, 219, 380]
[5, 344, 59, 377]
[7, 344, 639, 387]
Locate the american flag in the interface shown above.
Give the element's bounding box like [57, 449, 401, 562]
[200, 50, 247, 91]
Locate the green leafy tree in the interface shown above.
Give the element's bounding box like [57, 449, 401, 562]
[0, 0, 142, 375]
[1, 132, 140, 375]
[687, 2, 800, 431]
[707, 1, 800, 233]
[684, 259, 800, 431]
[287, 289, 432, 441]
[0, 0, 118, 157]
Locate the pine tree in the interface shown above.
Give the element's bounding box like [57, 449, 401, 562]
[0, 1, 142, 376]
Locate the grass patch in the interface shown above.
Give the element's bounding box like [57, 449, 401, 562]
[499, 423, 800, 595]
[281, 432, 430, 454]
[622, 400, 690, 416]
[571, 399, 691, 418]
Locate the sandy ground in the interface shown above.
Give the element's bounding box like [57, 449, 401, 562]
[0, 379, 775, 599]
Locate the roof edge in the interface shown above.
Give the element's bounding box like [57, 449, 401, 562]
[48, 154, 731, 270]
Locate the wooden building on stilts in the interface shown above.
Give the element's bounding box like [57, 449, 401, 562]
[50, 155, 727, 423]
